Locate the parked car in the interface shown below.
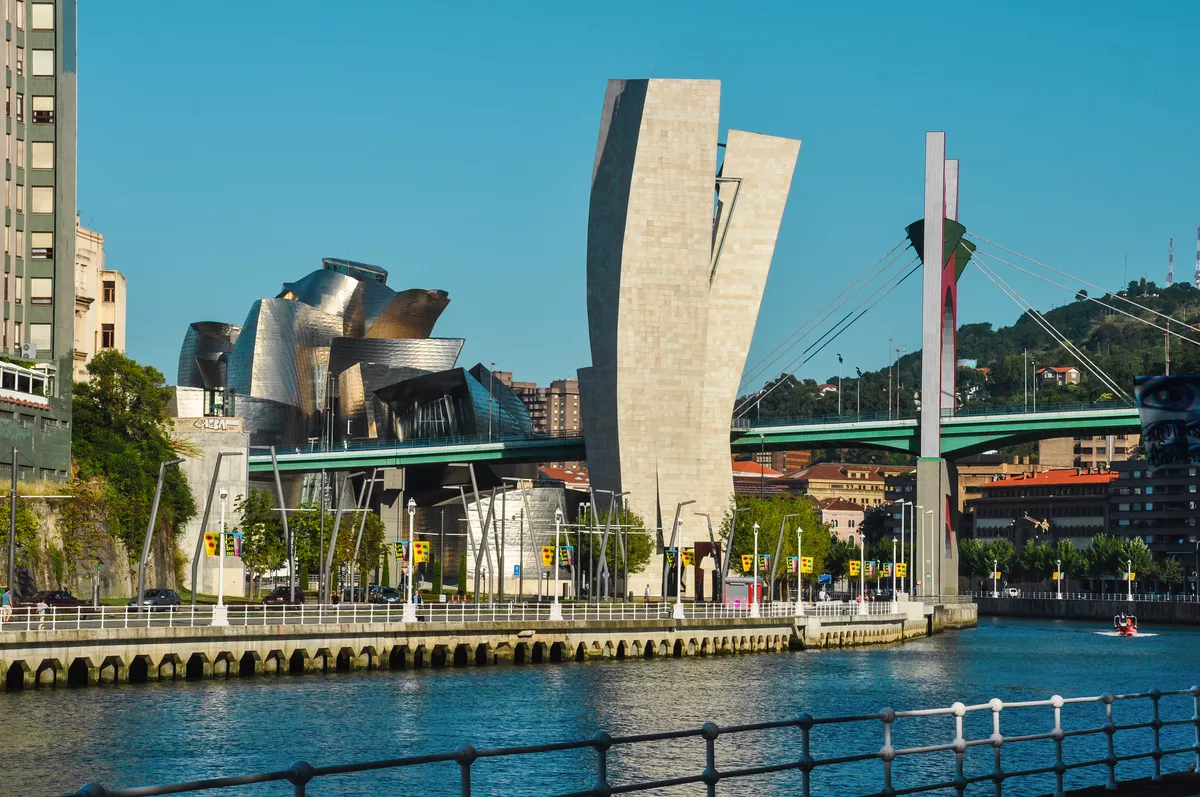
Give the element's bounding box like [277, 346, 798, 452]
[262, 587, 306, 605]
[23, 590, 84, 609]
[128, 589, 182, 609]
[370, 587, 404, 605]
[1003, 587, 1021, 598]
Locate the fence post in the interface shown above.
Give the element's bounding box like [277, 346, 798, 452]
[989, 698, 1004, 797]
[1050, 695, 1065, 797]
[1191, 685, 1200, 774]
[701, 721, 720, 797]
[1149, 689, 1163, 782]
[287, 761, 314, 797]
[593, 731, 612, 793]
[457, 744, 476, 797]
[952, 702, 968, 797]
[1102, 693, 1117, 791]
[880, 707, 897, 796]
[798, 713, 814, 797]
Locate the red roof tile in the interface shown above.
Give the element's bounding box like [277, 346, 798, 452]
[982, 469, 1116, 488]
[538, 466, 589, 485]
[732, 460, 783, 478]
[791, 463, 914, 482]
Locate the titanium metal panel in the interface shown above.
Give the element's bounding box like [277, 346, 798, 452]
[177, 322, 240, 388]
[364, 289, 451, 339]
[328, 337, 463, 378]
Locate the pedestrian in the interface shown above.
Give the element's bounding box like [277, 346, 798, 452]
[0, 586, 12, 623]
[36, 598, 49, 630]
[644, 584, 651, 603]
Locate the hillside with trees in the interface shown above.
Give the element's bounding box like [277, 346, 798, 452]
[740, 280, 1200, 425]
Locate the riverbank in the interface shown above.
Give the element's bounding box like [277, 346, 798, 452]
[977, 597, 1200, 625]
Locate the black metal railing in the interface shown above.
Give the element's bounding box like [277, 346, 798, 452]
[59, 687, 1200, 797]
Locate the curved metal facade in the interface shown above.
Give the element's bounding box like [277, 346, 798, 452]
[328, 337, 463, 379]
[177, 321, 240, 389]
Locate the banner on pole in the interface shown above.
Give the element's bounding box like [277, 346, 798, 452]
[664, 548, 678, 567]
[758, 554, 771, 571]
[559, 545, 574, 566]
[849, 560, 861, 576]
[223, 532, 242, 557]
[865, 561, 877, 577]
[800, 556, 813, 574]
[1052, 571, 1061, 581]
[881, 562, 892, 577]
[204, 532, 218, 556]
[787, 556, 797, 573]
[741, 554, 754, 572]
[541, 546, 555, 567]
[896, 562, 908, 578]
[414, 541, 430, 563]
[993, 571, 1002, 579]
[681, 549, 695, 568]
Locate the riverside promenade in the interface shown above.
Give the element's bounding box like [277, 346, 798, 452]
[1, 599, 975, 689]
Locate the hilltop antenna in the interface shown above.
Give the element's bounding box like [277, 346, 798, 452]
[1167, 237, 1174, 287]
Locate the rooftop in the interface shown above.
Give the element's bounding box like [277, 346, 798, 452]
[538, 466, 589, 486]
[982, 468, 1117, 488]
[732, 460, 783, 478]
[790, 463, 915, 482]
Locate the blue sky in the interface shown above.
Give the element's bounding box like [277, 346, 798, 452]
[79, 1, 1200, 388]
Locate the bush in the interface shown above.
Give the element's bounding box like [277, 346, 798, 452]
[457, 554, 467, 595]
[432, 559, 443, 594]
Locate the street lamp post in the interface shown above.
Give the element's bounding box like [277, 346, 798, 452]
[858, 533, 867, 615]
[993, 558, 999, 598]
[1127, 558, 1133, 603]
[795, 522, 804, 617]
[914, 503, 924, 597]
[213, 488, 230, 626]
[1056, 558, 1062, 600]
[403, 498, 417, 623]
[673, 519, 686, 620]
[891, 536, 898, 612]
[751, 522, 761, 618]
[550, 507, 564, 621]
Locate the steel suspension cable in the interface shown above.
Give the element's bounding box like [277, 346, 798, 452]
[734, 256, 920, 417]
[738, 239, 910, 391]
[967, 233, 1194, 331]
[970, 244, 1200, 348]
[972, 253, 1130, 401]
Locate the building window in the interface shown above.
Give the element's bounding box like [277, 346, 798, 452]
[18, 414, 33, 429]
[15, 48, 23, 77]
[15, 94, 23, 123]
[30, 186, 53, 214]
[13, 276, 21, 304]
[29, 277, 51, 305]
[13, 322, 20, 348]
[30, 141, 53, 170]
[15, 1, 24, 29]
[30, 231, 52, 258]
[31, 3, 52, 30]
[15, 184, 23, 213]
[31, 96, 53, 124]
[31, 50, 54, 77]
[28, 322, 50, 352]
[102, 280, 115, 302]
[101, 324, 114, 349]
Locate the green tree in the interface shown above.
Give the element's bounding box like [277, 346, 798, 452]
[1083, 534, 1126, 591]
[0, 497, 40, 574]
[1018, 538, 1055, 583]
[1123, 537, 1155, 587]
[579, 507, 655, 577]
[431, 558, 442, 593]
[718, 494, 831, 593]
[72, 350, 195, 567]
[958, 538, 989, 589]
[825, 536, 856, 584]
[1159, 557, 1184, 592]
[457, 553, 467, 595]
[235, 489, 285, 599]
[982, 538, 1016, 580]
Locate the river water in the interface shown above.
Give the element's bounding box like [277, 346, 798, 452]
[7, 617, 1199, 797]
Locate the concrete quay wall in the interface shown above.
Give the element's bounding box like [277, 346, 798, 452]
[0, 603, 976, 689]
[977, 598, 1200, 625]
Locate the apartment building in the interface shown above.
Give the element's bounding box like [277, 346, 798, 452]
[73, 215, 126, 381]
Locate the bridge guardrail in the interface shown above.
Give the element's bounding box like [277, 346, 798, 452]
[251, 429, 587, 458]
[58, 687, 1200, 797]
[732, 400, 1133, 432]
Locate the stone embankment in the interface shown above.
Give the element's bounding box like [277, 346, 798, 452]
[1, 601, 977, 689]
[977, 597, 1200, 625]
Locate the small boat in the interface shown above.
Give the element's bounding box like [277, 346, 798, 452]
[1113, 614, 1138, 637]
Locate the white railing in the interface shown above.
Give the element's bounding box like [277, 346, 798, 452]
[56, 687, 1200, 797]
[973, 591, 1199, 603]
[0, 598, 919, 634]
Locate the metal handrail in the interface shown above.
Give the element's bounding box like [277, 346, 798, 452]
[0, 600, 825, 633]
[249, 429, 587, 459]
[59, 687, 1200, 797]
[974, 591, 1199, 603]
[731, 399, 1133, 432]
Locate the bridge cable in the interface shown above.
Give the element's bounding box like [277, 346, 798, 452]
[734, 256, 921, 417]
[967, 233, 1196, 332]
[972, 251, 1129, 401]
[971, 251, 1131, 402]
[738, 238, 910, 392]
[971, 245, 1200, 348]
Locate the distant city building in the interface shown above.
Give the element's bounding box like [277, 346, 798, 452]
[1036, 366, 1081, 386]
[536, 465, 590, 493]
[1108, 461, 1200, 566]
[815, 497, 865, 542]
[732, 460, 783, 479]
[73, 217, 126, 382]
[0, 1, 78, 480]
[1039, 434, 1139, 469]
[495, 372, 582, 437]
[789, 463, 914, 508]
[967, 468, 1115, 549]
[751, 449, 812, 474]
[817, 383, 838, 396]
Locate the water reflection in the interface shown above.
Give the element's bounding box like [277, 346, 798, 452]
[4, 617, 1198, 796]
